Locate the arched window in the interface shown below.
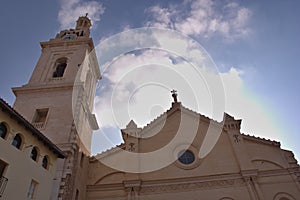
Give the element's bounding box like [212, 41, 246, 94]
[30, 147, 39, 161]
[53, 58, 67, 78]
[274, 192, 296, 200]
[0, 122, 7, 139]
[12, 134, 22, 149]
[42, 156, 49, 169]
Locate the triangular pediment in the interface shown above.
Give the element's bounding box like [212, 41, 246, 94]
[127, 120, 138, 129]
[138, 102, 223, 138]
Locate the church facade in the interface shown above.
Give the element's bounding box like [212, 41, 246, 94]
[87, 102, 300, 200]
[4, 16, 300, 199]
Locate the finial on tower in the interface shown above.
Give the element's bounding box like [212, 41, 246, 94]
[85, 13, 88, 17]
[171, 89, 178, 103]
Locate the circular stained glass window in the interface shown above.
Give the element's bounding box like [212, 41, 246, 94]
[178, 150, 195, 165]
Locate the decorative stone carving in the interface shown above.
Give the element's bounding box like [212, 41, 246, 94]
[128, 143, 135, 152]
[140, 178, 245, 194]
[233, 134, 240, 143]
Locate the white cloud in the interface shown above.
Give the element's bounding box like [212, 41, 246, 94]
[221, 68, 280, 140]
[92, 46, 278, 154]
[93, 53, 280, 154]
[95, 50, 179, 128]
[58, 0, 105, 29]
[146, 0, 252, 41]
[93, 28, 226, 131]
[86, 6, 275, 155]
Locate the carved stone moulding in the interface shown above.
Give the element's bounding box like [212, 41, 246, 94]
[140, 178, 245, 194]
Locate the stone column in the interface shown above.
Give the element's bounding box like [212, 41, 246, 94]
[244, 176, 258, 200]
[124, 180, 141, 200]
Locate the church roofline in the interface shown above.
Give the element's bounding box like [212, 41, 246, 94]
[91, 143, 125, 160]
[93, 101, 282, 158]
[138, 102, 223, 137]
[94, 102, 227, 157]
[0, 97, 65, 158]
[242, 133, 281, 147]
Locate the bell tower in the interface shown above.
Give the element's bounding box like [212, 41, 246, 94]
[12, 15, 100, 200]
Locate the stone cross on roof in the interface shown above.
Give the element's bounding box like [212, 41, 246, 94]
[171, 89, 178, 103]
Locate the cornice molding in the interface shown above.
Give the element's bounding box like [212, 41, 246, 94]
[87, 175, 245, 194]
[12, 82, 83, 95]
[40, 37, 94, 50]
[140, 178, 245, 194]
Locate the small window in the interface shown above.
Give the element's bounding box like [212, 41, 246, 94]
[0, 122, 7, 139]
[53, 59, 67, 78]
[32, 108, 48, 123]
[0, 160, 8, 197]
[0, 160, 8, 177]
[178, 150, 195, 165]
[80, 152, 84, 167]
[11, 134, 22, 149]
[27, 180, 38, 199]
[30, 147, 38, 162]
[32, 108, 49, 129]
[75, 189, 79, 200]
[42, 156, 48, 169]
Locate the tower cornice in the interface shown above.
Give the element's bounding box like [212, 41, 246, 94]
[40, 37, 95, 50]
[12, 82, 82, 95]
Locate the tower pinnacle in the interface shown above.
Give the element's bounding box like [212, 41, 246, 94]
[55, 15, 92, 39]
[76, 15, 92, 30]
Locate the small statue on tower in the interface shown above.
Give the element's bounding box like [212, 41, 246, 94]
[171, 89, 178, 103]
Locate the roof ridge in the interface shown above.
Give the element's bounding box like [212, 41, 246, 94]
[140, 103, 221, 134]
[140, 105, 173, 131]
[241, 133, 280, 146]
[93, 143, 124, 157]
[180, 104, 221, 123]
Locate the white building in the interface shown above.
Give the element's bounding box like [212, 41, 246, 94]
[0, 98, 65, 199]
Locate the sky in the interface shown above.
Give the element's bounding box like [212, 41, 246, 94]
[0, 0, 299, 161]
